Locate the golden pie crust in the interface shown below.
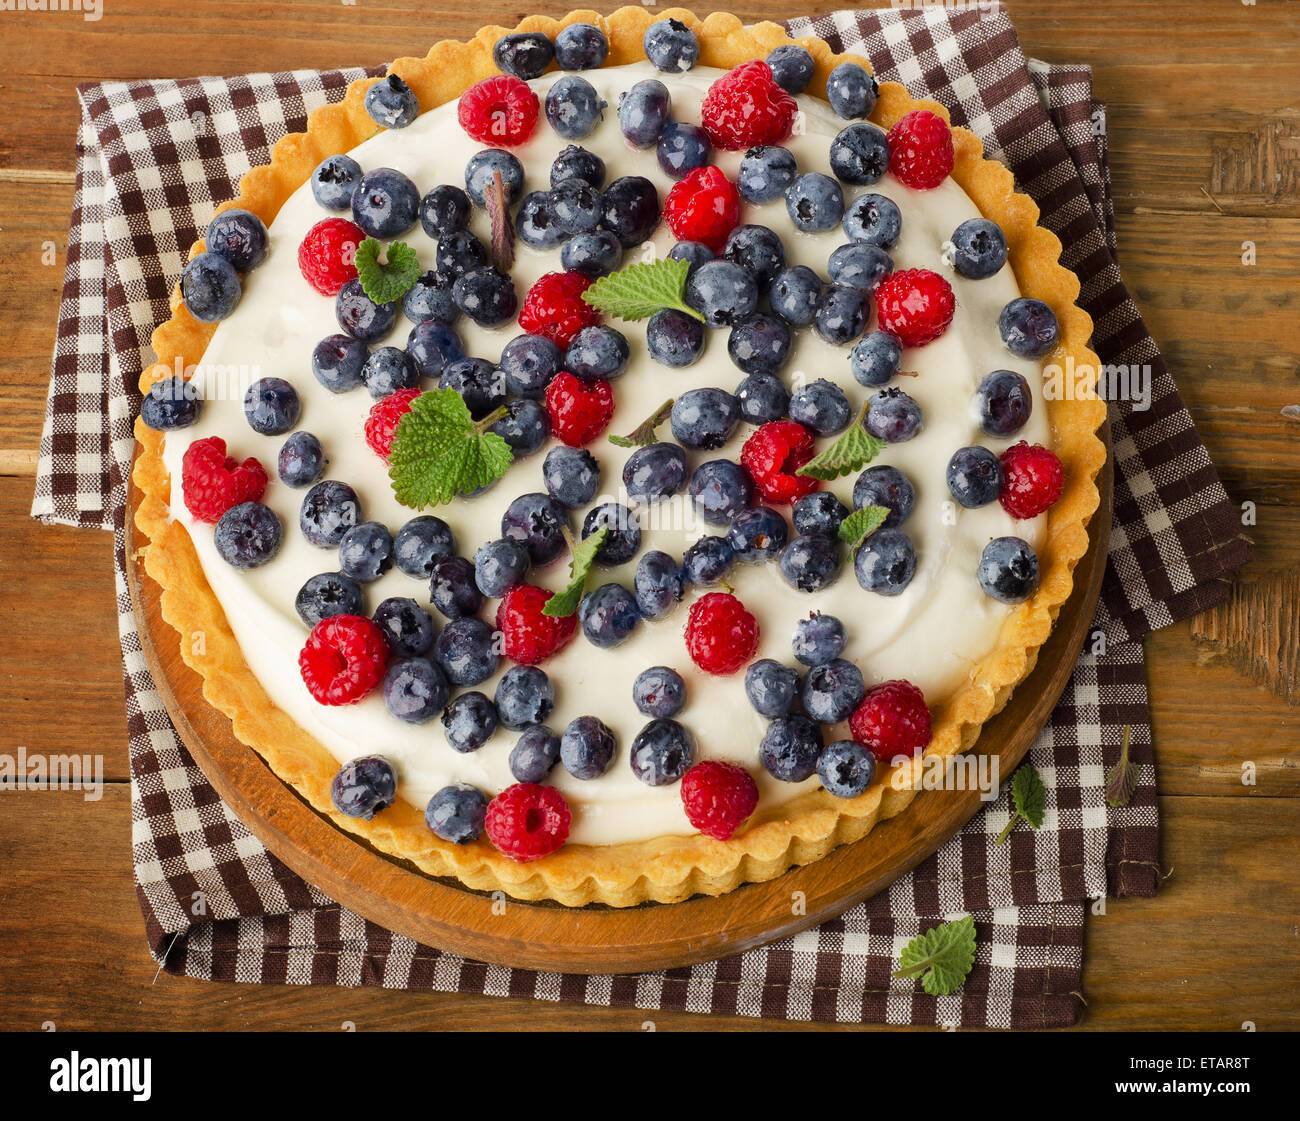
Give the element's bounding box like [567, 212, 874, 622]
[133, 7, 1106, 907]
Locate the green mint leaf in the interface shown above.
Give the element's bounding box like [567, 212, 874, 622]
[893, 915, 977, 997]
[1105, 725, 1139, 807]
[838, 505, 889, 551]
[542, 526, 609, 618]
[388, 389, 513, 509]
[996, 762, 1047, 844]
[582, 257, 704, 323]
[354, 238, 421, 305]
[797, 403, 885, 480]
[609, 398, 674, 448]
[485, 170, 515, 274]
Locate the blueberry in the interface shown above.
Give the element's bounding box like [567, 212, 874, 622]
[842, 193, 901, 248]
[465, 149, 525, 207]
[425, 783, 488, 843]
[439, 356, 505, 419]
[630, 719, 694, 786]
[402, 271, 458, 326]
[278, 431, 327, 488]
[849, 330, 902, 388]
[312, 155, 363, 211]
[819, 740, 876, 798]
[181, 252, 240, 322]
[509, 726, 562, 783]
[792, 492, 849, 538]
[214, 502, 282, 568]
[296, 572, 363, 628]
[646, 309, 705, 368]
[501, 492, 569, 565]
[633, 550, 686, 619]
[473, 538, 530, 598]
[384, 657, 450, 724]
[644, 18, 699, 72]
[441, 690, 499, 751]
[854, 527, 917, 595]
[865, 387, 923, 442]
[495, 664, 554, 729]
[727, 506, 788, 563]
[736, 372, 789, 425]
[361, 346, 419, 398]
[206, 208, 269, 271]
[393, 515, 456, 577]
[760, 715, 824, 782]
[436, 229, 488, 279]
[682, 535, 734, 586]
[686, 259, 760, 327]
[814, 283, 868, 345]
[140, 376, 201, 431]
[826, 62, 878, 120]
[500, 333, 562, 398]
[429, 555, 483, 620]
[745, 659, 801, 717]
[950, 218, 1008, 279]
[565, 325, 629, 381]
[543, 445, 600, 508]
[490, 398, 551, 457]
[561, 230, 623, 277]
[978, 537, 1040, 603]
[452, 266, 517, 328]
[365, 74, 419, 129]
[406, 318, 465, 378]
[419, 184, 471, 238]
[829, 122, 891, 185]
[582, 502, 640, 565]
[727, 314, 791, 377]
[828, 242, 893, 291]
[690, 459, 753, 525]
[671, 387, 741, 449]
[372, 596, 435, 656]
[767, 45, 815, 94]
[802, 658, 865, 723]
[300, 480, 361, 547]
[561, 715, 617, 779]
[433, 617, 500, 687]
[657, 122, 712, 179]
[623, 442, 687, 504]
[792, 612, 846, 665]
[579, 583, 641, 647]
[999, 298, 1059, 358]
[493, 31, 554, 79]
[545, 75, 606, 140]
[853, 464, 915, 527]
[633, 666, 686, 718]
[779, 533, 843, 592]
[311, 335, 368, 394]
[723, 225, 785, 291]
[336, 278, 397, 342]
[976, 369, 1033, 437]
[618, 79, 671, 147]
[550, 177, 603, 235]
[516, 191, 566, 250]
[330, 756, 397, 819]
[769, 265, 823, 327]
[947, 446, 1005, 508]
[737, 144, 798, 204]
[789, 378, 852, 435]
[338, 521, 394, 582]
[785, 173, 844, 233]
[350, 167, 419, 238]
[668, 239, 715, 275]
[600, 176, 660, 247]
[554, 22, 608, 70]
[550, 144, 605, 188]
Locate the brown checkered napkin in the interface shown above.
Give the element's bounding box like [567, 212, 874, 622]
[33, 6, 1249, 1027]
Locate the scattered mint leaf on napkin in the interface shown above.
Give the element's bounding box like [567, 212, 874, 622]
[354, 238, 421, 305]
[1105, 725, 1139, 807]
[542, 526, 609, 618]
[797, 402, 885, 480]
[838, 505, 889, 551]
[894, 915, 977, 996]
[996, 762, 1047, 845]
[582, 257, 704, 323]
[388, 389, 512, 508]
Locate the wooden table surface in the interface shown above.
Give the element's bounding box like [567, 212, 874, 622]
[1, 0, 1297, 1032]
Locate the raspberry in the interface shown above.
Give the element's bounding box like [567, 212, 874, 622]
[297, 217, 364, 296]
[180, 436, 268, 523]
[363, 387, 421, 461]
[684, 592, 759, 676]
[874, 268, 955, 347]
[458, 74, 539, 147]
[740, 420, 820, 505]
[485, 782, 571, 861]
[544, 371, 614, 447]
[680, 761, 760, 841]
[518, 271, 599, 347]
[299, 614, 390, 706]
[999, 442, 1064, 519]
[886, 110, 955, 190]
[700, 61, 797, 151]
[496, 584, 578, 665]
[662, 166, 741, 253]
[849, 680, 932, 766]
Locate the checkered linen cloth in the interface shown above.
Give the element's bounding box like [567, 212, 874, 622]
[32, 5, 1250, 1027]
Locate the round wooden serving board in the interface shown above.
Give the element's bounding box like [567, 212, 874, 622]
[127, 434, 1110, 975]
